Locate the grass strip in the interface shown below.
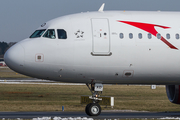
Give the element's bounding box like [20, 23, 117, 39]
[0, 68, 30, 78]
[0, 84, 179, 112]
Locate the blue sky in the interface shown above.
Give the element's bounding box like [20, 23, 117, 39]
[1, 0, 180, 42]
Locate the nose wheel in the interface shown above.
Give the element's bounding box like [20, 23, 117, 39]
[85, 103, 101, 116]
[85, 83, 103, 116]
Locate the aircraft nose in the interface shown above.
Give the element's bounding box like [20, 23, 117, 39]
[4, 43, 25, 73]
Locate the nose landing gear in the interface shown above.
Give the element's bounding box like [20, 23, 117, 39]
[85, 83, 103, 116]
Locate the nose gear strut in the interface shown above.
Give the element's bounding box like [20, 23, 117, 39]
[85, 83, 103, 116]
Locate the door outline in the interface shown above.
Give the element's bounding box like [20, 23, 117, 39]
[91, 18, 112, 56]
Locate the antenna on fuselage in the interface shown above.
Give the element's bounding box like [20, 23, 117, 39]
[98, 3, 105, 12]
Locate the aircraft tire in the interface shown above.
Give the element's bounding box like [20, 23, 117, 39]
[88, 103, 101, 116]
[85, 103, 92, 116]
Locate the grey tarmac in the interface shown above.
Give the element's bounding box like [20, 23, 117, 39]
[0, 111, 180, 119]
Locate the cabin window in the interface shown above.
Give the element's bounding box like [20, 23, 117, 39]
[29, 29, 46, 38]
[157, 33, 161, 39]
[119, 33, 124, 39]
[43, 29, 56, 39]
[138, 33, 142, 39]
[166, 33, 170, 39]
[129, 33, 133, 39]
[57, 29, 67, 39]
[176, 34, 179, 39]
[148, 33, 152, 39]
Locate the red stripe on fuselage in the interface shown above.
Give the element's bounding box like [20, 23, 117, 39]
[161, 37, 178, 50]
[118, 21, 178, 50]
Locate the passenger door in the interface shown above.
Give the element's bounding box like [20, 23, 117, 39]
[91, 18, 111, 56]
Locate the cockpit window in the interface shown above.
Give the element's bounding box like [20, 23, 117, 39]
[29, 29, 46, 38]
[57, 29, 67, 39]
[43, 29, 56, 39]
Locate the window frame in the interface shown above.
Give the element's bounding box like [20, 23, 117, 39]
[176, 33, 179, 40]
[138, 33, 142, 39]
[43, 29, 56, 39]
[29, 29, 46, 38]
[129, 33, 133, 39]
[119, 33, 124, 39]
[157, 33, 161, 39]
[166, 33, 170, 39]
[57, 29, 67, 39]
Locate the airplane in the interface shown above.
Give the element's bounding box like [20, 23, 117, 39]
[4, 3, 180, 116]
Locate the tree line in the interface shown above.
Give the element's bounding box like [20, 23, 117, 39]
[0, 42, 16, 58]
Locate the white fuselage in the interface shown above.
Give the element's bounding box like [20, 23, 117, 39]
[4, 11, 180, 84]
